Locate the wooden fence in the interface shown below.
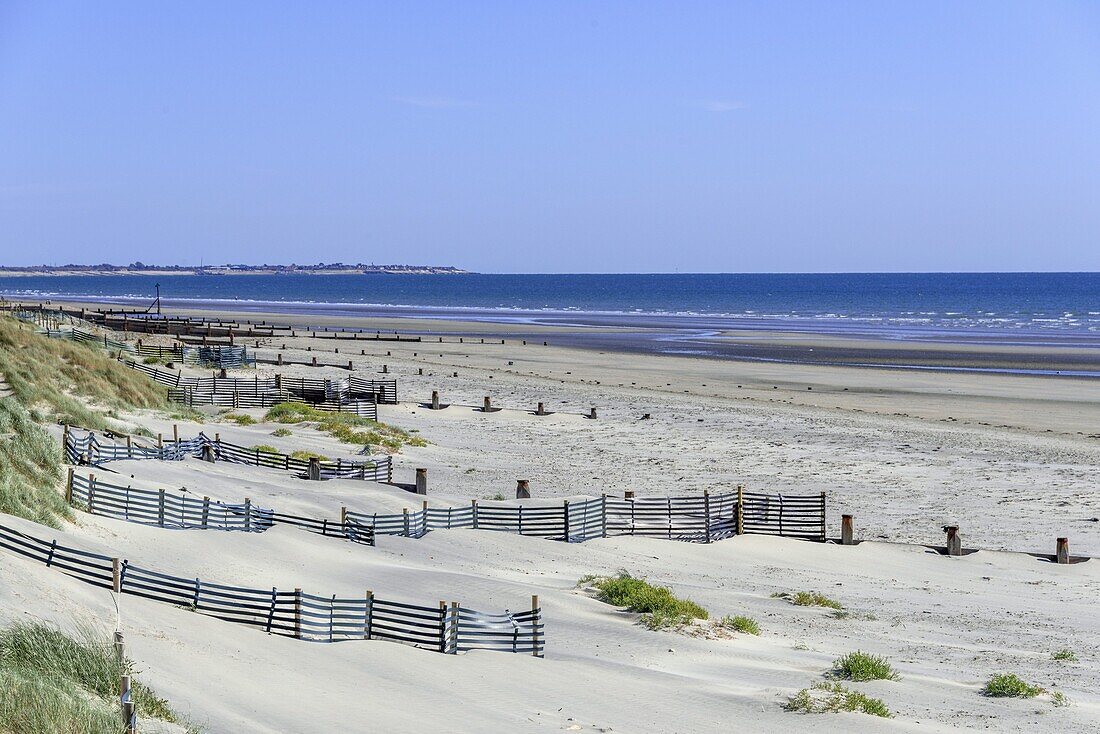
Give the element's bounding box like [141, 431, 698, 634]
[64, 428, 393, 483]
[0, 521, 541, 655]
[349, 489, 824, 544]
[67, 471, 374, 545]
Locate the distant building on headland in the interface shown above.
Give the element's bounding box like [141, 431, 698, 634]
[0, 262, 472, 276]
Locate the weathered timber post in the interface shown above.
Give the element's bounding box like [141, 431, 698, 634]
[516, 479, 531, 499]
[563, 499, 570, 541]
[945, 525, 962, 556]
[65, 468, 74, 504]
[438, 601, 448, 653]
[157, 489, 166, 527]
[201, 497, 210, 528]
[483, 396, 492, 412]
[112, 558, 122, 593]
[431, 391, 440, 410]
[536, 402, 546, 415]
[277, 353, 283, 365]
[736, 484, 745, 535]
[244, 497, 252, 532]
[841, 514, 854, 545]
[1057, 537, 1070, 564]
[294, 588, 302, 639]
[365, 590, 374, 640]
[308, 457, 321, 481]
[531, 595, 541, 657]
[588, 407, 598, 419]
[703, 490, 712, 543]
[311, 356, 317, 367]
[382, 364, 388, 373]
[120, 673, 135, 734]
[200, 443, 216, 463]
[415, 468, 428, 495]
[470, 499, 479, 529]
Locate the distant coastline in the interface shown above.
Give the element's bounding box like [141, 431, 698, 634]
[0, 263, 471, 276]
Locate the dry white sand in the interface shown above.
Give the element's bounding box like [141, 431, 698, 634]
[4, 312, 1100, 731]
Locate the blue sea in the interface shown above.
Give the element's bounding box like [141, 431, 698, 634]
[2, 272, 1098, 341]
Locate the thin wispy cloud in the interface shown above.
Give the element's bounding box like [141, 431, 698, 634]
[694, 99, 747, 112]
[393, 96, 476, 109]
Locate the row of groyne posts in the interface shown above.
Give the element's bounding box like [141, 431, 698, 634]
[838, 515, 1077, 564]
[427, 389, 598, 419]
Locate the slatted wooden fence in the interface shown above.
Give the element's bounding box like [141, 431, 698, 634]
[0, 521, 542, 655]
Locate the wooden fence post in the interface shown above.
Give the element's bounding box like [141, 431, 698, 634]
[1056, 537, 1070, 564]
[601, 494, 608, 538]
[402, 508, 410, 536]
[563, 499, 570, 542]
[112, 558, 122, 593]
[294, 588, 302, 639]
[450, 601, 460, 654]
[201, 497, 210, 529]
[120, 673, 135, 734]
[88, 474, 97, 514]
[531, 595, 540, 657]
[365, 590, 374, 640]
[819, 491, 826, 541]
[945, 525, 962, 556]
[308, 457, 321, 481]
[471, 499, 479, 529]
[65, 468, 73, 504]
[431, 390, 440, 410]
[703, 490, 712, 543]
[483, 396, 492, 412]
[415, 468, 428, 495]
[157, 489, 166, 527]
[841, 515, 854, 545]
[588, 407, 597, 419]
[736, 484, 745, 536]
[516, 479, 530, 499]
[438, 601, 448, 653]
[125, 435, 132, 459]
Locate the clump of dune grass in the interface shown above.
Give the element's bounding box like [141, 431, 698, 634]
[0, 622, 194, 732]
[1052, 649, 1078, 662]
[772, 591, 843, 610]
[831, 651, 899, 681]
[271, 428, 292, 437]
[0, 398, 71, 528]
[983, 673, 1045, 698]
[290, 450, 328, 461]
[583, 571, 708, 630]
[720, 615, 760, 635]
[785, 681, 891, 718]
[250, 444, 280, 454]
[0, 316, 168, 429]
[222, 412, 256, 426]
[264, 402, 426, 453]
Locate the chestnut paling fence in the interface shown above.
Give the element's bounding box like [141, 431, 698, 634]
[350, 489, 825, 544]
[37, 324, 256, 367]
[64, 428, 393, 483]
[66, 429, 825, 545]
[0, 521, 541, 655]
[67, 472, 375, 545]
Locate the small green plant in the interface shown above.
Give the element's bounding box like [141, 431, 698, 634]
[785, 681, 891, 718]
[1052, 649, 1078, 662]
[720, 615, 760, 635]
[983, 673, 1045, 698]
[583, 571, 708, 630]
[484, 492, 506, 501]
[271, 428, 292, 437]
[264, 402, 426, 452]
[290, 450, 328, 461]
[224, 413, 255, 425]
[831, 651, 899, 681]
[773, 591, 843, 610]
[1051, 691, 1069, 707]
[250, 444, 280, 454]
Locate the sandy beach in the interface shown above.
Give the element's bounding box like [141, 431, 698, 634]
[3, 302, 1099, 732]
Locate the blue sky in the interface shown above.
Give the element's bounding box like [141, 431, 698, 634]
[2, 1, 1099, 273]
